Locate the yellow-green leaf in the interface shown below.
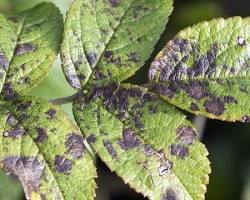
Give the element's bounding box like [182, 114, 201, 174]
[0, 97, 96, 200]
[61, 0, 173, 89]
[148, 17, 250, 122]
[73, 84, 210, 200]
[0, 3, 63, 100]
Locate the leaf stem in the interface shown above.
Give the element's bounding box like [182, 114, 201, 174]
[49, 93, 79, 105]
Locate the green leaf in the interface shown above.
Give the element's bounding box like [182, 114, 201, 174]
[0, 2, 63, 100]
[0, 97, 96, 199]
[148, 17, 250, 122]
[73, 84, 210, 200]
[61, 0, 173, 89]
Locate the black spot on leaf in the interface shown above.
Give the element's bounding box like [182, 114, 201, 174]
[54, 155, 72, 173]
[3, 157, 44, 196]
[65, 133, 85, 159]
[103, 139, 118, 160]
[108, 0, 120, 7]
[190, 102, 199, 111]
[14, 43, 36, 55]
[161, 189, 176, 200]
[118, 129, 140, 150]
[158, 159, 173, 176]
[223, 96, 237, 104]
[176, 126, 197, 145]
[170, 144, 188, 159]
[45, 109, 56, 119]
[86, 52, 97, 65]
[0, 51, 9, 70]
[35, 127, 48, 143]
[104, 50, 113, 59]
[16, 101, 32, 111]
[86, 134, 97, 144]
[1, 82, 18, 100]
[204, 97, 225, 116]
[181, 81, 208, 100]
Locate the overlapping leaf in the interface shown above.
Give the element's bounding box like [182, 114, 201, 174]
[61, 0, 173, 89]
[73, 84, 210, 200]
[0, 97, 96, 200]
[0, 3, 63, 100]
[148, 17, 250, 122]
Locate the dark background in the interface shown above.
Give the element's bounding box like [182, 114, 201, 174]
[0, 0, 249, 199]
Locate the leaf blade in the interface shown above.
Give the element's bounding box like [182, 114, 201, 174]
[0, 97, 96, 200]
[61, 0, 173, 89]
[73, 84, 210, 200]
[148, 17, 250, 122]
[0, 2, 63, 100]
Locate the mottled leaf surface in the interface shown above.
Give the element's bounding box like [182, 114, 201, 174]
[61, 0, 173, 89]
[73, 84, 210, 200]
[0, 97, 96, 200]
[149, 17, 250, 122]
[0, 3, 63, 100]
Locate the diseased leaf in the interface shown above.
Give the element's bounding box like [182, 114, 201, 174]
[148, 17, 250, 122]
[0, 3, 63, 100]
[0, 97, 96, 200]
[73, 84, 210, 200]
[61, 0, 173, 89]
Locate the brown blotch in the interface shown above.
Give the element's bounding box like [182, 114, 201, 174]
[0, 51, 9, 70]
[190, 102, 199, 111]
[3, 156, 44, 197]
[176, 125, 197, 145]
[204, 97, 225, 116]
[65, 133, 85, 159]
[170, 144, 188, 159]
[8, 16, 18, 23]
[54, 155, 72, 173]
[158, 159, 173, 176]
[35, 127, 48, 143]
[45, 109, 56, 119]
[118, 129, 140, 150]
[103, 139, 118, 160]
[16, 101, 32, 111]
[14, 43, 36, 56]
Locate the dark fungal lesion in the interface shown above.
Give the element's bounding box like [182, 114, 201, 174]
[0, 50, 9, 70]
[3, 156, 44, 197]
[65, 133, 85, 159]
[103, 139, 118, 160]
[35, 127, 48, 143]
[117, 128, 140, 150]
[1, 82, 18, 100]
[54, 155, 72, 174]
[204, 97, 225, 116]
[161, 188, 176, 200]
[14, 43, 37, 56]
[45, 109, 56, 119]
[3, 114, 25, 138]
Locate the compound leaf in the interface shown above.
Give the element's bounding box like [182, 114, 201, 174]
[148, 17, 250, 122]
[0, 97, 96, 200]
[61, 0, 173, 89]
[0, 2, 63, 100]
[73, 84, 210, 200]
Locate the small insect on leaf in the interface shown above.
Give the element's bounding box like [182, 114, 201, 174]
[61, 0, 173, 90]
[0, 97, 96, 200]
[148, 17, 250, 122]
[73, 84, 210, 200]
[0, 2, 63, 100]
